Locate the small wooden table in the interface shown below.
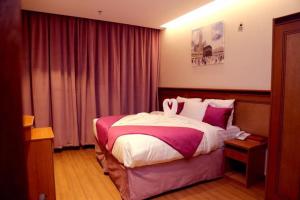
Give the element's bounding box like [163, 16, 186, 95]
[224, 136, 267, 187]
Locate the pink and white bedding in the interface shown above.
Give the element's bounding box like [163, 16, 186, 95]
[93, 112, 240, 168]
[107, 125, 204, 158]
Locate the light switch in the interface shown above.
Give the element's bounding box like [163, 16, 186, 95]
[238, 23, 244, 32]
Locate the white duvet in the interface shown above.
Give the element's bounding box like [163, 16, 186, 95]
[93, 112, 239, 168]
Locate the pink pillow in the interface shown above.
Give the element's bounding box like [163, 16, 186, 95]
[168, 101, 185, 114]
[202, 105, 233, 129]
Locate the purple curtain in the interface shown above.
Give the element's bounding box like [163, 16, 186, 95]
[21, 11, 160, 148]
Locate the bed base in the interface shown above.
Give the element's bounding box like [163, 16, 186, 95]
[95, 142, 224, 200]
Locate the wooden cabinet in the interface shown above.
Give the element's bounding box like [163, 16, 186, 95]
[266, 12, 300, 200]
[224, 137, 267, 187]
[26, 126, 56, 200]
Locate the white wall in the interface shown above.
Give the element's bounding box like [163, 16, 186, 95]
[160, 0, 300, 90]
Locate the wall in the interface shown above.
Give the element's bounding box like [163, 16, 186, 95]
[160, 0, 300, 90]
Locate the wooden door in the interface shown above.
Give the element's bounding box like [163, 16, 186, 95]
[266, 13, 300, 200]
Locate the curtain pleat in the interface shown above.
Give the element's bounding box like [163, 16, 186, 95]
[21, 11, 160, 148]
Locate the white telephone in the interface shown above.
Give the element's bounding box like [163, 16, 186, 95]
[236, 131, 251, 140]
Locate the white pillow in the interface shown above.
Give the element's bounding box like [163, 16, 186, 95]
[203, 99, 235, 127]
[179, 101, 208, 121]
[176, 96, 202, 103]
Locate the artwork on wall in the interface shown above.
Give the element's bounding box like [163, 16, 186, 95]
[191, 21, 224, 66]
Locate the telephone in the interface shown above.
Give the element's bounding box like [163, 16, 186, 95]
[236, 131, 251, 140]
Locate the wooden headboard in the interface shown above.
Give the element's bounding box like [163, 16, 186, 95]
[158, 87, 271, 137]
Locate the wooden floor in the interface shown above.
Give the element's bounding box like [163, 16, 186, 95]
[54, 149, 265, 200]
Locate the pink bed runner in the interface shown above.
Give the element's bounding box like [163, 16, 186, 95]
[96, 116, 204, 158]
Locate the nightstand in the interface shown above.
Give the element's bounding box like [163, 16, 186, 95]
[224, 136, 267, 187]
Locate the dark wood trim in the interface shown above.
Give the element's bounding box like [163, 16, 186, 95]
[0, 0, 28, 199]
[159, 87, 270, 94]
[274, 12, 300, 25]
[158, 87, 271, 106]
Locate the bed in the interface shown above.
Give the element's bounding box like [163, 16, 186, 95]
[92, 107, 240, 200]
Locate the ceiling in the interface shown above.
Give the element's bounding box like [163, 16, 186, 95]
[21, 0, 211, 29]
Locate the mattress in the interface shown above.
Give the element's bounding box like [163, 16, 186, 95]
[93, 112, 240, 168]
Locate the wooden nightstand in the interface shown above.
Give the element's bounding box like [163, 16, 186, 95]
[224, 136, 267, 187]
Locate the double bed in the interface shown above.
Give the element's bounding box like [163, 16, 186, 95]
[92, 106, 240, 199]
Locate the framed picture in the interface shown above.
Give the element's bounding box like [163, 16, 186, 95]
[191, 21, 224, 66]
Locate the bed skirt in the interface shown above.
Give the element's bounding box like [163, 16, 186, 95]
[95, 140, 224, 200]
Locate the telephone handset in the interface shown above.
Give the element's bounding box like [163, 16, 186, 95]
[236, 131, 251, 140]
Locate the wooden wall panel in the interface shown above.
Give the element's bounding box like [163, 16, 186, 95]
[158, 87, 271, 137]
[234, 102, 270, 137]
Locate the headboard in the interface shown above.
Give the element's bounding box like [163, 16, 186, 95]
[158, 87, 271, 137]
